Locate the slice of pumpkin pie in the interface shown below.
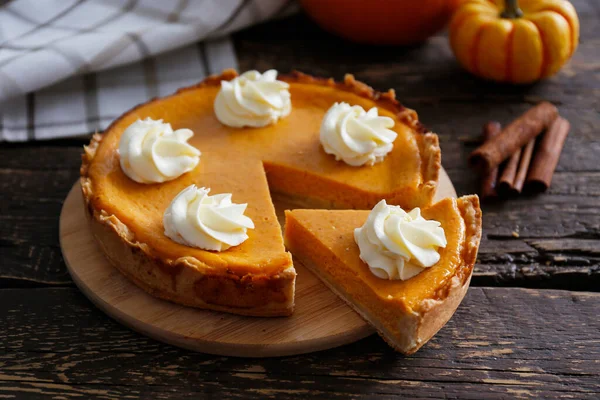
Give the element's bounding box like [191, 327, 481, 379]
[284, 195, 482, 353]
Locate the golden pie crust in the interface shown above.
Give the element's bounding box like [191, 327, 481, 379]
[80, 70, 441, 317]
[284, 195, 482, 353]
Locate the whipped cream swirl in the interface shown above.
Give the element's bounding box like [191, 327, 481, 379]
[119, 118, 200, 184]
[214, 70, 292, 128]
[163, 185, 254, 251]
[320, 102, 397, 167]
[354, 200, 447, 281]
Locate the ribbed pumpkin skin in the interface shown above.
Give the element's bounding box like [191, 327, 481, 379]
[449, 0, 579, 83]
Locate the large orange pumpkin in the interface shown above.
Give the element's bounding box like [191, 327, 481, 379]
[300, 0, 464, 45]
[449, 0, 579, 83]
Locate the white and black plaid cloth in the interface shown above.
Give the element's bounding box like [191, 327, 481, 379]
[0, 0, 296, 141]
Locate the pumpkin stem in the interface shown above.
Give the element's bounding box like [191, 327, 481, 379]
[501, 0, 523, 19]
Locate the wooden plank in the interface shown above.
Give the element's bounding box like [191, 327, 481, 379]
[0, 169, 79, 199]
[474, 263, 600, 291]
[0, 180, 71, 205]
[0, 143, 85, 170]
[528, 238, 600, 255]
[0, 245, 70, 286]
[0, 287, 598, 399]
[481, 198, 600, 238]
[0, 217, 62, 247]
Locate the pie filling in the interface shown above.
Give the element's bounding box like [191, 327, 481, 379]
[85, 73, 439, 279]
[284, 197, 467, 314]
[283, 195, 480, 350]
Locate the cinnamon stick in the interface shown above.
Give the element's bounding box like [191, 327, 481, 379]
[497, 147, 522, 197]
[513, 139, 536, 192]
[469, 102, 558, 172]
[480, 121, 502, 199]
[526, 116, 570, 193]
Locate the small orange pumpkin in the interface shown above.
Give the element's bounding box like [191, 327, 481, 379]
[449, 0, 579, 83]
[300, 0, 464, 45]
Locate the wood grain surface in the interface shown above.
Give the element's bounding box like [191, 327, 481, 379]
[1, 0, 599, 396]
[0, 287, 598, 399]
[59, 169, 455, 357]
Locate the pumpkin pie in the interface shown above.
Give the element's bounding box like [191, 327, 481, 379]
[284, 195, 482, 353]
[80, 70, 441, 317]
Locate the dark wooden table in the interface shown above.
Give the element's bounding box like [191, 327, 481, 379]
[2, 1, 599, 398]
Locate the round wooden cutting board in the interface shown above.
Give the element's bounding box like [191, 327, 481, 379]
[59, 169, 456, 357]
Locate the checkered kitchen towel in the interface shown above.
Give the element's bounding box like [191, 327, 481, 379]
[0, 0, 296, 141]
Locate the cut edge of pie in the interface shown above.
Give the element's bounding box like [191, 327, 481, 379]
[284, 195, 482, 353]
[79, 70, 441, 317]
[81, 134, 296, 317]
[277, 70, 441, 209]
